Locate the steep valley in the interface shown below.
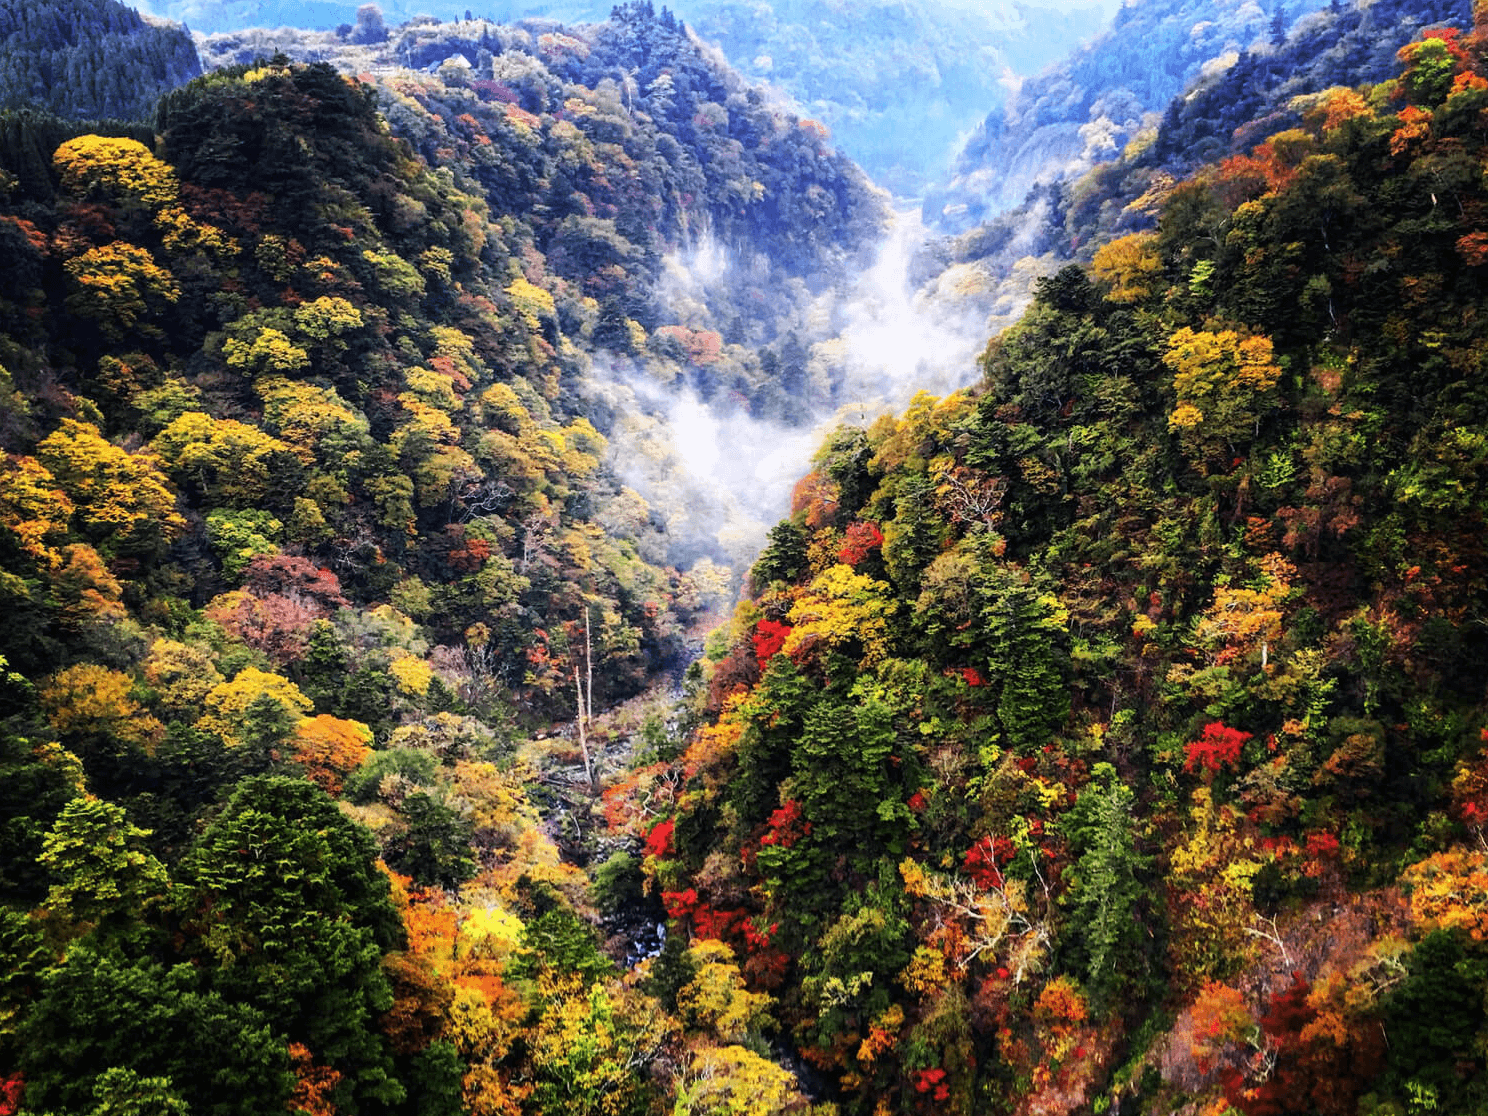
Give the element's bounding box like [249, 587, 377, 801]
[1, 2, 1487, 1115]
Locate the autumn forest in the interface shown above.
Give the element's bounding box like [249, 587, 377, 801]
[1, 0, 1487, 1114]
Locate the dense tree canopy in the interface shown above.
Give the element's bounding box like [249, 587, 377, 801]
[1, 3, 1487, 1115]
[617, 17, 1488, 1115]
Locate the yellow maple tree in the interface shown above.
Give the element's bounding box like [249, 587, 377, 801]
[678, 939, 774, 1044]
[63, 244, 180, 340]
[40, 662, 163, 751]
[36, 419, 184, 557]
[197, 666, 311, 748]
[1091, 232, 1163, 303]
[1164, 326, 1282, 467]
[0, 455, 75, 569]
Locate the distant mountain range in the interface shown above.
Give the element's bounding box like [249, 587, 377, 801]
[924, 0, 1336, 229]
[133, 0, 1120, 196]
[900, 0, 1475, 361]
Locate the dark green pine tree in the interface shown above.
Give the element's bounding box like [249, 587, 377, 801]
[1058, 764, 1151, 1006]
[176, 776, 406, 1113]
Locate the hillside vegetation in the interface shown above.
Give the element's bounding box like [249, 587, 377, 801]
[0, 9, 881, 1111]
[1, 1, 1487, 1115]
[911, 0, 1474, 351]
[924, 0, 1335, 230]
[613, 18, 1488, 1116]
[172, 0, 1116, 197]
[0, 0, 199, 120]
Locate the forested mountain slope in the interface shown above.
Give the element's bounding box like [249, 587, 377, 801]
[924, 0, 1336, 230]
[0, 11, 879, 1111]
[3, 2, 1488, 1115]
[199, 1, 896, 556]
[0, 0, 199, 119]
[1057, 0, 1477, 255]
[913, 0, 1475, 348]
[643, 0, 1117, 197]
[155, 0, 1115, 198]
[1144, 0, 1476, 174]
[605, 20, 1488, 1116]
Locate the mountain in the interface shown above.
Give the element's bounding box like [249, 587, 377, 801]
[0, 0, 200, 120]
[903, 0, 1474, 355]
[0, 16, 884, 1106]
[1142, 0, 1475, 174]
[1048, 0, 1476, 260]
[651, 0, 1120, 196]
[190, 2, 904, 563]
[923, 0, 1335, 230]
[3, 2, 1488, 1114]
[626, 18, 1488, 1115]
[138, 0, 1119, 196]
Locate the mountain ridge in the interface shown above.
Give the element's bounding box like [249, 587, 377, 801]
[139, 0, 1121, 196]
[638, 21, 1488, 1111]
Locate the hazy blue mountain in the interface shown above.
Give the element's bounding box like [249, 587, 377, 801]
[900, 0, 1476, 363]
[0, 0, 199, 119]
[923, 0, 1337, 229]
[136, 0, 1118, 195]
[1141, 0, 1473, 173]
[665, 0, 1119, 196]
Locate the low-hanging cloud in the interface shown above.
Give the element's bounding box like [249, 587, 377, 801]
[581, 207, 1004, 585]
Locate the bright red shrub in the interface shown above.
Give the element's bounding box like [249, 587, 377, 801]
[752, 619, 792, 670]
[759, 800, 811, 848]
[964, 835, 1015, 888]
[838, 520, 884, 566]
[1184, 722, 1253, 775]
[645, 818, 675, 858]
[913, 1067, 950, 1101]
[1304, 831, 1341, 859]
[0, 1076, 23, 1116]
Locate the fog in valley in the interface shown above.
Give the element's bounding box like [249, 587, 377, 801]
[584, 205, 1008, 576]
[126, 0, 1162, 583]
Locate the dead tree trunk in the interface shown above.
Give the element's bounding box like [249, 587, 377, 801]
[573, 606, 597, 793]
[574, 661, 594, 791]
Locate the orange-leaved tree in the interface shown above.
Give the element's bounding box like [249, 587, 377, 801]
[292, 715, 374, 795]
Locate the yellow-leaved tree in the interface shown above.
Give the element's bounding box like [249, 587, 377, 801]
[197, 666, 312, 750]
[1090, 232, 1163, 303]
[53, 135, 179, 211]
[35, 419, 184, 558]
[291, 714, 373, 795]
[677, 939, 774, 1044]
[53, 136, 236, 259]
[527, 971, 673, 1116]
[1163, 326, 1282, 468]
[40, 662, 163, 752]
[222, 327, 310, 376]
[63, 243, 180, 340]
[0, 454, 76, 569]
[672, 1045, 803, 1116]
[1400, 850, 1488, 940]
[151, 412, 300, 506]
[143, 638, 224, 714]
[784, 564, 897, 667]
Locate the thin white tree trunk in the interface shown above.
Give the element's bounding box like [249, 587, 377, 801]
[575, 659, 593, 791]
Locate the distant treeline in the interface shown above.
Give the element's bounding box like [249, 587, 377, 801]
[0, 0, 200, 121]
[1145, 0, 1473, 172]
